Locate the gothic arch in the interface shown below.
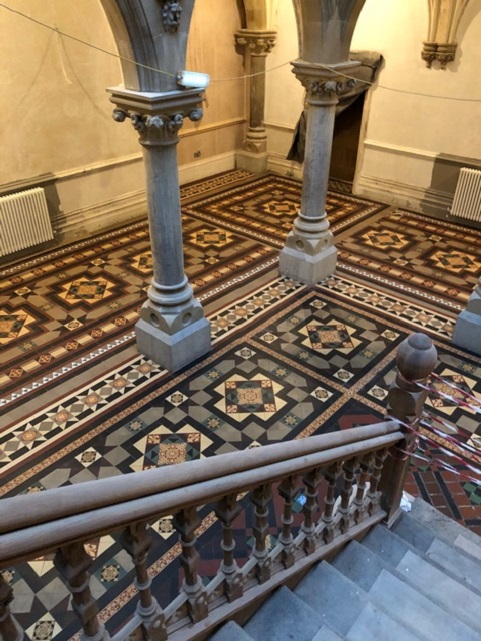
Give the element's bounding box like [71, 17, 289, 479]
[99, 0, 197, 92]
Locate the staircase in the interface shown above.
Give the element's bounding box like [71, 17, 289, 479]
[209, 498, 481, 641]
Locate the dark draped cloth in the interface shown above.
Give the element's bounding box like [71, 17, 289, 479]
[286, 51, 384, 163]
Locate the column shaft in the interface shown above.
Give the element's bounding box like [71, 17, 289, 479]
[142, 139, 185, 290]
[300, 101, 336, 221]
[249, 54, 267, 132]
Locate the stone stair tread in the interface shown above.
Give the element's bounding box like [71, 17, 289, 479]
[392, 512, 436, 554]
[363, 522, 418, 566]
[243, 585, 323, 641]
[311, 626, 346, 641]
[392, 513, 481, 594]
[453, 533, 481, 561]
[333, 541, 479, 641]
[410, 498, 481, 557]
[351, 533, 481, 634]
[397, 548, 481, 632]
[351, 560, 480, 641]
[294, 561, 367, 636]
[345, 602, 420, 641]
[294, 561, 416, 639]
[426, 537, 481, 593]
[208, 620, 254, 641]
[332, 540, 388, 592]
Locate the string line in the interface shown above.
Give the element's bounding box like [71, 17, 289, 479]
[2, 2, 481, 102]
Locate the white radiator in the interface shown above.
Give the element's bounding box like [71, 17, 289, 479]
[451, 167, 481, 221]
[0, 187, 54, 257]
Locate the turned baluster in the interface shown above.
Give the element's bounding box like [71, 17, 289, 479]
[173, 506, 208, 623]
[278, 476, 298, 568]
[366, 448, 389, 515]
[120, 521, 166, 640]
[54, 543, 109, 641]
[0, 573, 23, 641]
[318, 462, 341, 543]
[250, 484, 272, 583]
[352, 453, 374, 524]
[379, 333, 437, 526]
[301, 468, 322, 554]
[214, 493, 243, 601]
[337, 458, 357, 534]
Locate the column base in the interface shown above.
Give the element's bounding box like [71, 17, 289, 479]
[236, 149, 268, 174]
[278, 244, 337, 285]
[452, 310, 481, 355]
[135, 315, 211, 372]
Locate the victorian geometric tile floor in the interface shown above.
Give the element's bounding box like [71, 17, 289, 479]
[1, 170, 480, 640]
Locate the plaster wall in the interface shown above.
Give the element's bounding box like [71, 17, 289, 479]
[0, 0, 245, 247]
[265, 0, 481, 217]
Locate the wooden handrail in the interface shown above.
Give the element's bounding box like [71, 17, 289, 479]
[0, 420, 398, 535]
[0, 427, 402, 566]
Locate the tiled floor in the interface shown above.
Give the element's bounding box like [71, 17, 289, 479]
[1, 171, 480, 640]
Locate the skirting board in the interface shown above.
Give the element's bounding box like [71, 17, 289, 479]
[53, 151, 238, 243]
[266, 154, 303, 180]
[354, 174, 453, 219]
[52, 189, 148, 242]
[179, 151, 236, 185]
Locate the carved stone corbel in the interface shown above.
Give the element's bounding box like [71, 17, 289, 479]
[161, 1, 182, 33]
[234, 30, 277, 57]
[422, 0, 472, 68]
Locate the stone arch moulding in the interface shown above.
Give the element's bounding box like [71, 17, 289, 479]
[422, 0, 472, 68]
[99, 0, 197, 91]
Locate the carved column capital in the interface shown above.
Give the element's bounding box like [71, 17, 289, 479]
[112, 107, 202, 143]
[291, 60, 359, 105]
[234, 29, 277, 56]
[108, 86, 204, 144]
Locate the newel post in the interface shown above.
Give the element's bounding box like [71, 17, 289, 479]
[379, 333, 437, 527]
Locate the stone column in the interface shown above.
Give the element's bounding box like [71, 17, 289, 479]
[278, 61, 357, 284]
[109, 86, 211, 371]
[235, 30, 276, 174]
[452, 277, 481, 355]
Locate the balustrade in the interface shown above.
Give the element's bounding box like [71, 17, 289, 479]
[277, 476, 298, 569]
[214, 493, 243, 602]
[318, 462, 341, 544]
[249, 484, 273, 583]
[0, 333, 436, 641]
[0, 574, 22, 641]
[54, 542, 109, 641]
[173, 507, 208, 624]
[300, 468, 323, 554]
[120, 522, 166, 639]
[353, 454, 375, 524]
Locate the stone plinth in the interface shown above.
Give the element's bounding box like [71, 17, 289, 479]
[452, 278, 481, 355]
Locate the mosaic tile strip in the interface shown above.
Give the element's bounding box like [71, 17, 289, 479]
[320, 275, 455, 339]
